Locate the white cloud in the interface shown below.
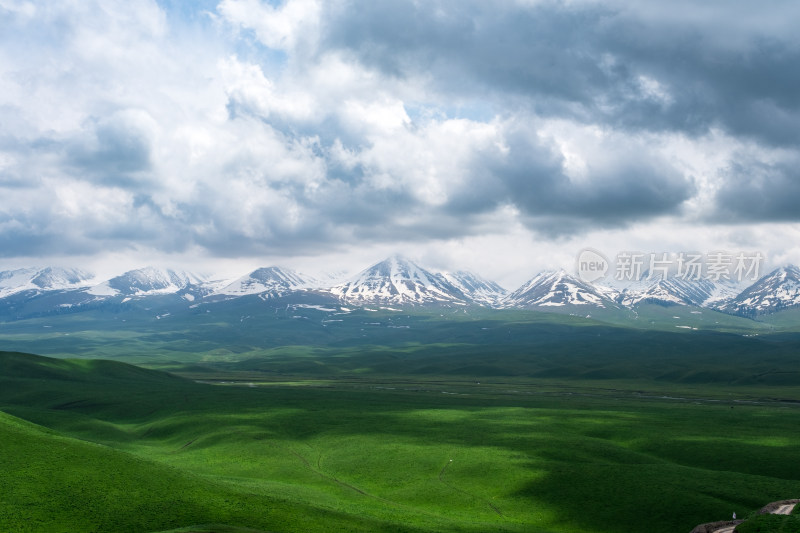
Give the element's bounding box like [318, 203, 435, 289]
[341, 97, 410, 135]
[217, 0, 321, 51]
[220, 56, 317, 122]
[0, 0, 799, 284]
[0, 0, 36, 18]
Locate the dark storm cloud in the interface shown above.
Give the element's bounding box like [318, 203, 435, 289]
[0, 215, 58, 256]
[325, 1, 612, 103]
[500, 155, 693, 227]
[0, 192, 190, 257]
[309, 0, 800, 229]
[321, 0, 800, 146]
[714, 156, 800, 222]
[441, 123, 694, 234]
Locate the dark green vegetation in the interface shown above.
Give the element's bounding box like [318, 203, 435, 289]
[2, 306, 799, 532]
[738, 513, 800, 533]
[0, 296, 790, 364]
[736, 506, 800, 533]
[2, 325, 800, 533]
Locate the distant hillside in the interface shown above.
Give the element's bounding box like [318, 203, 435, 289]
[0, 351, 185, 384]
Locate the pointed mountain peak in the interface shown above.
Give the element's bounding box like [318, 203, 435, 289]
[722, 264, 800, 316]
[505, 269, 616, 309]
[213, 266, 311, 297]
[366, 255, 423, 273]
[331, 256, 468, 306]
[100, 267, 206, 296]
[776, 264, 800, 278]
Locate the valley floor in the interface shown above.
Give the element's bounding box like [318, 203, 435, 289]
[2, 351, 800, 532]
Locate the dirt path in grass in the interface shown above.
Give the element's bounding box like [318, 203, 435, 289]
[438, 459, 502, 516]
[703, 501, 797, 533]
[712, 527, 735, 533]
[282, 445, 449, 521]
[286, 445, 505, 520]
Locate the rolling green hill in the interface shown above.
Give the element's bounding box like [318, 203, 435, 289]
[3, 350, 800, 532]
[1, 410, 273, 533]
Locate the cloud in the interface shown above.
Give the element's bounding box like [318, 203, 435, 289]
[470, 121, 695, 235]
[0, 0, 798, 272]
[217, 0, 320, 51]
[67, 109, 158, 187]
[714, 154, 800, 222]
[320, 0, 800, 146]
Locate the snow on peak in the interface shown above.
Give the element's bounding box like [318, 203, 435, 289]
[504, 269, 615, 308]
[93, 267, 207, 296]
[213, 266, 312, 296]
[613, 277, 742, 308]
[721, 264, 800, 316]
[439, 271, 507, 306]
[329, 256, 470, 306]
[0, 267, 95, 297]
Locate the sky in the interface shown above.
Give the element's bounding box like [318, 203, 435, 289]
[1, 0, 799, 288]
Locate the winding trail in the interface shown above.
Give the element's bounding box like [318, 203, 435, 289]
[698, 501, 797, 533]
[280, 444, 447, 521]
[438, 459, 503, 516]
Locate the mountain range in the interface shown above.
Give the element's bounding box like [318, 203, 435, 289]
[0, 259, 797, 322]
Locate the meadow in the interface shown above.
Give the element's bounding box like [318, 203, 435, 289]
[2, 337, 800, 533]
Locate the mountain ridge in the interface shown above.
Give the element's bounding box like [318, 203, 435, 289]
[720, 265, 800, 317]
[0, 258, 797, 320]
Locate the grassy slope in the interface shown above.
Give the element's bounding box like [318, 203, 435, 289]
[738, 513, 800, 532]
[0, 409, 440, 533]
[4, 307, 800, 396]
[0, 352, 515, 533]
[0, 410, 276, 533]
[3, 351, 800, 532]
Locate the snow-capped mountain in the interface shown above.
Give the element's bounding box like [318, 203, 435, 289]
[614, 277, 741, 308]
[213, 267, 312, 297]
[88, 267, 207, 297]
[720, 265, 800, 316]
[440, 271, 507, 307]
[330, 256, 470, 306]
[0, 267, 95, 297]
[2, 259, 800, 321]
[504, 270, 617, 309]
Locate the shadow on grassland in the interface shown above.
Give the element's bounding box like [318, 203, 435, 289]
[513, 460, 800, 533]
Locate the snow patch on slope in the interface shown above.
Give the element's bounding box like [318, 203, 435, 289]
[101, 267, 207, 296]
[721, 265, 800, 315]
[504, 270, 615, 308]
[439, 271, 507, 306]
[330, 256, 470, 306]
[213, 266, 312, 297]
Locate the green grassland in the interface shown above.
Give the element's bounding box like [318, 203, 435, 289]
[738, 513, 800, 532]
[0, 304, 792, 377]
[0, 298, 787, 364]
[1, 305, 799, 532]
[3, 347, 800, 533]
